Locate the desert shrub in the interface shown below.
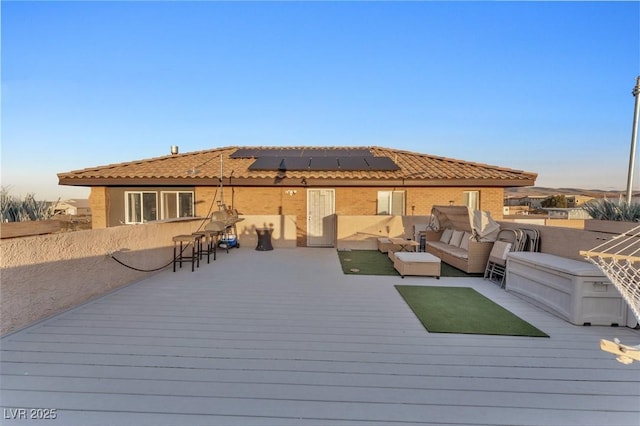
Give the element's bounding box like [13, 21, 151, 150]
[582, 198, 640, 222]
[0, 187, 58, 222]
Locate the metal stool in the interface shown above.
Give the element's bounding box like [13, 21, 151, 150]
[173, 234, 201, 272]
[191, 232, 210, 264]
[201, 230, 218, 262]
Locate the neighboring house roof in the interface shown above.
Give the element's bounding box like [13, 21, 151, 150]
[53, 199, 91, 215]
[59, 199, 91, 209]
[58, 146, 537, 187]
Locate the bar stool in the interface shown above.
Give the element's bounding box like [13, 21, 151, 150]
[172, 234, 201, 272]
[191, 232, 210, 264]
[201, 230, 218, 262]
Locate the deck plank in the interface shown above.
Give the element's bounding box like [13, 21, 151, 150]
[2, 248, 639, 425]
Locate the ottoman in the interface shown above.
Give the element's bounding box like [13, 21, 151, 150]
[394, 252, 441, 279]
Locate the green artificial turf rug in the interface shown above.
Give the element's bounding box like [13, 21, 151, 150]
[337, 250, 483, 277]
[395, 285, 549, 337]
[337, 250, 399, 276]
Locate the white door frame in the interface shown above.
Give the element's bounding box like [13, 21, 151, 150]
[306, 189, 336, 247]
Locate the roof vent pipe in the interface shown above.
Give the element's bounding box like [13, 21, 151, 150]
[171, 145, 179, 155]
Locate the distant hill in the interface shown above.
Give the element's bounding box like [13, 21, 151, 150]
[505, 187, 635, 199]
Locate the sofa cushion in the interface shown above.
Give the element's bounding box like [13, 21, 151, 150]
[449, 230, 464, 247]
[459, 232, 471, 251]
[426, 241, 451, 252]
[446, 246, 469, 259]
[440, 228, 453, 244]
[426, 241, 468, 260]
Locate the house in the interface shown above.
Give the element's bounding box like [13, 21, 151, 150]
[504, 195, 548, 210]
[52, 199, 91, 216]
[57, 146, 537, 246]
[544, 207, 593, 220]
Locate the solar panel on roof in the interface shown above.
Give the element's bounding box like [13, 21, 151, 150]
[258, 149, 288, 157]
[343, 148, 373, 157]
[365, 157, 400, 171]
[301, 149, 329, 157]
[246, 149, 393, 171]
[337, 157, 369, 170]
[248, 156, 284, 170]
[281, 157, 311, 170]
[309, 157, 339, 170]
[230, 148, 261, 158]
[233, 147, 373, 158]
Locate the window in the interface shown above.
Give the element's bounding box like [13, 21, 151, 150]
[161, 191, 194, 219]
[125, 192, 158, 224]
[377, 190, 405, 215]
[463, 191, 480, 212]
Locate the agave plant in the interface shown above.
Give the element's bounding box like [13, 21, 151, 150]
[582, 197, 640, 222]
[0, 187, 58, 222]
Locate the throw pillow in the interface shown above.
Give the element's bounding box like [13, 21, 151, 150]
[449, 230, 464, 247]
[459, 232, 471, 250]
[440, 228, 453, 244]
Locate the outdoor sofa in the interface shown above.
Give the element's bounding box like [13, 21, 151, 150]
[425, 228, 493, 274]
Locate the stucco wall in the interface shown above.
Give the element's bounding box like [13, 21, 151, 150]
[236, 215, 298, 248]
[497, 221, 630, 262]
[336, 215, 431, 250]
[0, 218, 205, 336]
[0, 214, 297, 336]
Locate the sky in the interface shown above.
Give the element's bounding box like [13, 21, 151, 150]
[2, 1, 639, 200]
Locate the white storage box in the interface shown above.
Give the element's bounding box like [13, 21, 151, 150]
[506, 252, 627, 326]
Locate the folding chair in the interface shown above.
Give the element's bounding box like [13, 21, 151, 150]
[519, 227, 540, 252]
[484, 240, 513, 288]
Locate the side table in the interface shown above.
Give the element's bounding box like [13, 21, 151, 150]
[255, 228, 274, 251]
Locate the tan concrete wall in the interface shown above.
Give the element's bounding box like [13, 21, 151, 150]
[336, 215, 627, 260]
[336, 215, 431, 250]
[0, 214, 298, 336]
[545, 219, 585, 229]
[228, 187, 308, 246]
[503, 218, 586, 229]
[235, 215, 298, 248]
[497, 221, 625, 262]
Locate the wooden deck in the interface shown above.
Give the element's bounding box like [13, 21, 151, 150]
[1, 248, 639, 425]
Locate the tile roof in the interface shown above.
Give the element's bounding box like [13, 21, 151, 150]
[57, 146, 537, 186]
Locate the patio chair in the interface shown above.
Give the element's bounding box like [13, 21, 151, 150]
[519, 227, 540, 252]
[495, 228, 527, 252]
[484, 240, 513, 288]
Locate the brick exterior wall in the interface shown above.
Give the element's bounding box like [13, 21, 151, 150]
[194, 187, 218, 218]
[193, 185, 505, 246]
[228, 187, 308, 246]
[89, 187, 109, 229]
[97, 184, 504, 244]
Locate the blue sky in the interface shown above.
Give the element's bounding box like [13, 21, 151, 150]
[2, 1, 639, 200]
